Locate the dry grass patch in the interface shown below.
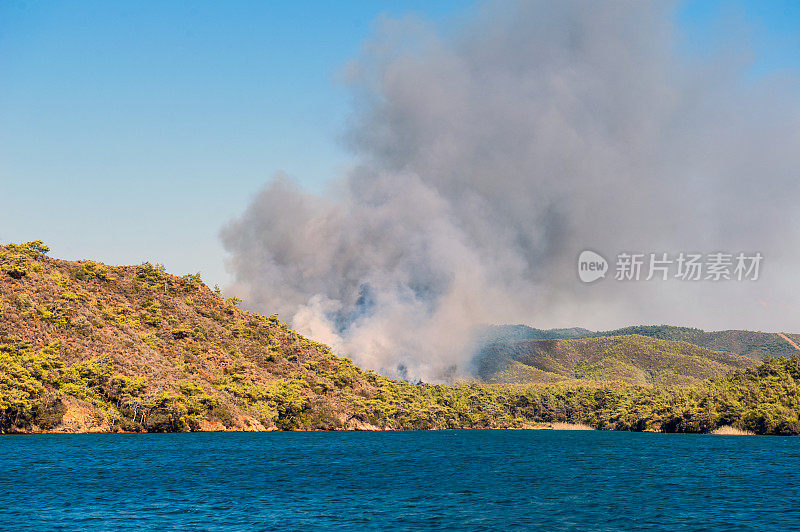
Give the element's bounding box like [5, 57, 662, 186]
[711, 425, 755, 436]
[550, 422, 594, 431]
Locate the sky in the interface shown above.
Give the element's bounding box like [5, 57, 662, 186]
[2, 0, 800, 291]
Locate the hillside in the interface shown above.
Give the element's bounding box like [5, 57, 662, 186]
[1, 242, 799, 435]
[596, 325, 800, 359]
[479, 325, 593, 344]
[0, 241, 525, 433]
[475, 335, 757, 386]
[486, 324, 800, 360]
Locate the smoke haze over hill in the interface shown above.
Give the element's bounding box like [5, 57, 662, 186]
[221, 0, 800, 381]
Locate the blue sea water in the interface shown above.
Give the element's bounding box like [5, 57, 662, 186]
[1, 430, 798, 531]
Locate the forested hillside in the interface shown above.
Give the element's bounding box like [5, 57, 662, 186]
[1, 242, 798, 435]
[475, 335, 757, 386]
[486, 324, 800, 359]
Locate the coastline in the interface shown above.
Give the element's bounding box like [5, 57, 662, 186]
[8, 422, 778, 436]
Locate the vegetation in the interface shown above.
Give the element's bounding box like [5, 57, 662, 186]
[0, 241, 49, 280]
[1, 241, 799, 435]
[73, 261, 110, 282]
[487, 324, 800, 359]
[475, 334, 757, 386]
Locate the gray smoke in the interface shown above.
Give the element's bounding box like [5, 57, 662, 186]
[221, 0, 800, 381]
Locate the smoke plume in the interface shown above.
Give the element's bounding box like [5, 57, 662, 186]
[221, 1, 800, 381]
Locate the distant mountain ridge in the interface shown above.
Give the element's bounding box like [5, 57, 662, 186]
[475, 324, 800, 386]
[474, 334, 757, 386]
[483, 324, 800, 359]
[479, 325, 594, 344]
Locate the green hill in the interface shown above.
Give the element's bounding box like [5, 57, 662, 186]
[1, 241, 528, 433]
[486, 324, 800, 360]
[475, 335, 757, 386]
[596, 325, 800, 359]
[1, 241, 799, 435]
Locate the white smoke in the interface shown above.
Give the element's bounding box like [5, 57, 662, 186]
[221, 1, 800, 381]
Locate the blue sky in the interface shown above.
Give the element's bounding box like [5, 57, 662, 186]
[2, 0, 799, 289]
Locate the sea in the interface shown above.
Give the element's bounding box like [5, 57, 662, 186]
[1, 430, 798, 530]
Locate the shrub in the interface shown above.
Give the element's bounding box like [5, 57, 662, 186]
[172, 323, 201, 340]
[73, 261, 109, 281]
[229, 324, 251, 338]
[24, 240, 50, 255]
[50, 272, 69, 287]
[183, 272, 203, 284]
[0, 241, 49, 279]
[102, 305, 140, 328]
[224, 297, 241, 315]
[135, 262, 170, 290]
[142, 300, 163, 327]
[6, 241, 49, 255]
[1, 253, 30, 279]
[37, 303, 69, 326]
